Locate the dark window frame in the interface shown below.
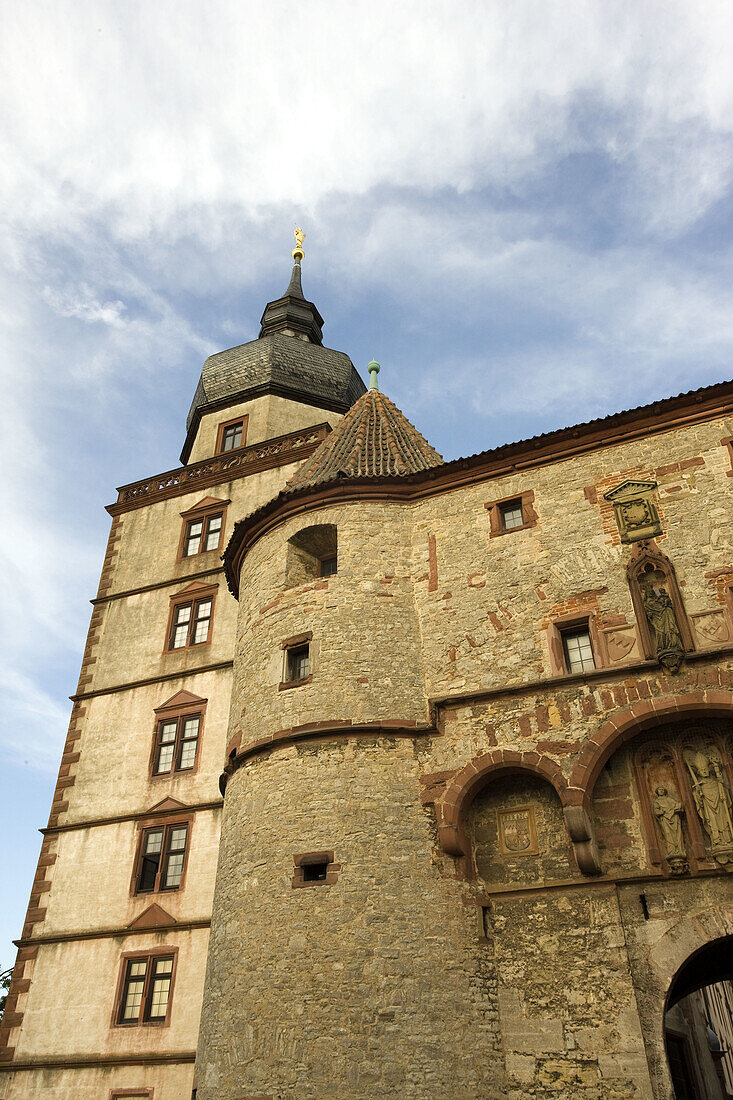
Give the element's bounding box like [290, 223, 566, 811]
[485, 490, 538, 538]
[165, 586, 217, 653]
[132, 820, 191, 896]
[547, 612, 607, 677]
[112, 948, 178, 1028]
[151, 711, 202, 777]
[216, 415, 248, 455]
[279, 632, 314, 690]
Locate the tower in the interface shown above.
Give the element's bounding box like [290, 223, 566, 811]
[0, 240, 365, 1099]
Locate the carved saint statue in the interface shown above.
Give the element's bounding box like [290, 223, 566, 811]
[652, 786, 686, 865]
[683, 748, 733, 857]
[641, 581, 685, 671]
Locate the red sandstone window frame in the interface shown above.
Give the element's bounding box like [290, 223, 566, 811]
[485, 490, 538, 537]
[164, 584, 217, 653]
[279, 632, 314, 690]
[131, 815, 193, 897]
[150, 705, 204, 778]
[112, 947, 178, 1029]
[177, 498, 229, 561]
[547, 613, 608, 678]
[291, 850, 340, 889]
[216, 415, 249, 455]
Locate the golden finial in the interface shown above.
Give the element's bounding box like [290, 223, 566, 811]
[292, 226, 305, 262]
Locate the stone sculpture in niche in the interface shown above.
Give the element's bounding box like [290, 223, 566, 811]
[626, 543, 693, 673]
[683, 747, 733, 862]
[640, 568, 685, 672]
[652, 786, 687, 873]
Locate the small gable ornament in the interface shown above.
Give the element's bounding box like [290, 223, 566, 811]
[604, 479, 662, 543]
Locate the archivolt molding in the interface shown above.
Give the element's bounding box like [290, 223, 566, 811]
[435, 748, 585, 866]
[568, 690, 733, 810]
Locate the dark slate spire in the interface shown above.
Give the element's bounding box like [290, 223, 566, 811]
[285, 369, 443, 491]
[258, 229, 324, 344]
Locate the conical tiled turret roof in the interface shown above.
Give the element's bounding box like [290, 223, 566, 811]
[286, 387, 443, 491]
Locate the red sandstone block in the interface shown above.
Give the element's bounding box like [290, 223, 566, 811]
[580, 695, 598, 716]
[521, 752, 541, 768]
[563, 787, 585, 806]
[517, 715, 532, 736]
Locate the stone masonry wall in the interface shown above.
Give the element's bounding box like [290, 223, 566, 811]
[197, 406, 733, 1098]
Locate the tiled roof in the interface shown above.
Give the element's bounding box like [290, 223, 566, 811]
[286, 388, 443, 491]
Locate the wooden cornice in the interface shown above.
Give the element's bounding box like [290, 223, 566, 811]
[224, 379, 733, 596]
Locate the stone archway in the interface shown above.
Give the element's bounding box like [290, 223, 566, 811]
[626, 907, 733, 1099]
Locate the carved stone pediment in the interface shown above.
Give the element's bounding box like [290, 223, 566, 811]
[604, 480, 662, 543]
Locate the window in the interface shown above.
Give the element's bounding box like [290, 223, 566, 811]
[292, 850, 340, 888]
[561, 628, 596, 673]
[499, 500, 524, 530]
[216, 415, 248, 454]
[286, 644, 310, 682]
[153, 713, 201, 775]
[183, 513, 223, 557]
[285, 524, 338, 585]
[115, 952, 176, 1026]
[177, 498, 229, 561]
[135, 824, 189, 894]
[169, 598, 211, 648]
[165, 585, 217, 652]
[320, 554, 338, 577]
[279, 633, 313, 690]
[485, 491, 537, 538]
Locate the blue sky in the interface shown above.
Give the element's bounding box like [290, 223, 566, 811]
[2, 0, 733, 965]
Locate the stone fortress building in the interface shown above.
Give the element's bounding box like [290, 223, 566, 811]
[1, 235, 733, 1099]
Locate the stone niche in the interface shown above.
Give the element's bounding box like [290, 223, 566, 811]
[592, 719, 733, 876]
[591, 749, 649, 876]
[468, 773, 576, 886]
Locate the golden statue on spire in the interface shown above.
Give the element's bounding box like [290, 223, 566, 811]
[292, 226, 305, 262]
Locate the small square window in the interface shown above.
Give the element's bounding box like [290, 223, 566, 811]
[561, 628, 596, 673]
[292, 850, 338, 888]
[302, 862, 328, 882]
[500, 500, 524, 530]
[286, 644, 310, 683]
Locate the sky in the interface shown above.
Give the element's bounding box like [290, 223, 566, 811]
[1, 0, 733, 965]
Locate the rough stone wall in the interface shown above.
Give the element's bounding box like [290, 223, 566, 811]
[231, 502, 430, 741]
[196, 407, 733, 1099]
[411, 412, 733, 698]
[196, 737, 506, 1100]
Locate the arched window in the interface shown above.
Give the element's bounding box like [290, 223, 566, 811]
[285, 524, 337, 585]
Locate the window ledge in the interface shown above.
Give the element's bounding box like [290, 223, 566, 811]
[278, 675, 313, 692]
